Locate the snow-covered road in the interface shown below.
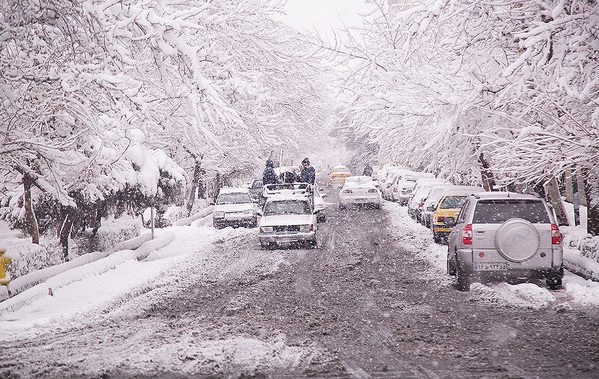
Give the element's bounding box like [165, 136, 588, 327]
[1, 201, 598, 378]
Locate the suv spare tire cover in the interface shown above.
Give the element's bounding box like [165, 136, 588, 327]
[494, 218, 540, 262]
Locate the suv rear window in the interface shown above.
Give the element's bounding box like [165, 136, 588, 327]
[472, 200, 551, 224]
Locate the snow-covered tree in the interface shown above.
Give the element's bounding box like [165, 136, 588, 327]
[329, 0, 598, 233]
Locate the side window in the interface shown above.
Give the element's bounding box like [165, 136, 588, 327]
[457, 200, 471, 223]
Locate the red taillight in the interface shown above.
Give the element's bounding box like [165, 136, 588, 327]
[393, 187, 398, 192]
[551, 224, 561, 244]
[462, 224, 473, 245]
[438, 216, 445, 222]
[418, 201, 425, 207]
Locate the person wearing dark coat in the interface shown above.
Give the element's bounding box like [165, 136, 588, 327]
[299, 158, 316, 185]
[262, 160, 279, 185]
[363, 164, 373, 176]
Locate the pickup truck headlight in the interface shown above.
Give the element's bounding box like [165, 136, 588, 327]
[243, 209, 254, 215]
[213, 211, 225, 219]
[260, 226, 274, 233]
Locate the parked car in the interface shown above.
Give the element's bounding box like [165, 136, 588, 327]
[407, 178, 450, 219]
[328, 164, 352, 187]
[380, 168, 408, 200]
[257, 186, 318, 249]
[420, 184, 457, 228]
[431, 186, 485, 243]
[447, 192, 563, 291]
[248, 179, 263, 203]
[391, 171, 435, 205]
[338, 176, 382, 209]
[212, 187, 257, 229]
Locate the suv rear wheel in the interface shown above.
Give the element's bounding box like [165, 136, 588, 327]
[456, 262, 470, 291]
[447, 250, 456, 276]
[546, 267, 564, 290]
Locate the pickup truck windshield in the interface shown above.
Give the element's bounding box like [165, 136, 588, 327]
[264, 200, 311, 216]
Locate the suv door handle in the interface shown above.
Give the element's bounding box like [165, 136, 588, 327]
[476, 230, 486, 233]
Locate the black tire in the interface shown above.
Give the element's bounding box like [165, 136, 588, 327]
[433, 232, 442, 244]
[339, 204, 346, 210]
[456, 262, 470, 291]
[447, 250, 456, 276]
[546, 267, 564, 290]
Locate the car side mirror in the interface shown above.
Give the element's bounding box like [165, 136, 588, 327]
[427, 205, 435, 211]
[256, 209, 263, 216]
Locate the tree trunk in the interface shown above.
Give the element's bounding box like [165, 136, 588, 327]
[23, 173, 40, 244]
[478, 153, 496, 191]
[57, 205, 76, 261]
[583, 171, 599, 236]
[545, 177, 569, 226]
[186, 159, 202, 216]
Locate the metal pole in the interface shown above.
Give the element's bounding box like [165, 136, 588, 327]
[572, 170, 580, 226]
[151, 206, 155, 239]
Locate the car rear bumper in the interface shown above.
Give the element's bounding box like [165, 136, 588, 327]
[456, 248, 563, 279]
[340, 196, 381, 205]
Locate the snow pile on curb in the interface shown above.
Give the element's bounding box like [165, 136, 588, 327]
[561, 226, 599, 281]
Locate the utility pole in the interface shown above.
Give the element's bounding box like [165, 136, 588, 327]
[572, 170, 580, 226]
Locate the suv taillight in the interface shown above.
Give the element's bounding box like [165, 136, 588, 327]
[462, 224, 473, 245]
[551, 224, 561, 244]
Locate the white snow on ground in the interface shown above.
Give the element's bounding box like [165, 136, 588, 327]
[383, 201, 599, 309]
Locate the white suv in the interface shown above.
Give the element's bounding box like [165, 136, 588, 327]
[447, 192, 563, 291]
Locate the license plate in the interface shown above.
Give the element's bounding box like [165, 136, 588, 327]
[277, 237, 296, 243]
[473, 262, 508, 271]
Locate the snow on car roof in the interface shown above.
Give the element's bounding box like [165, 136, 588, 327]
[344, 176, 376, 186]
[472, 192, 542, 200]
[219, 187, 250, 194]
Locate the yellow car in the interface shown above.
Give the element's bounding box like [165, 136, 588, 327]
[431, 186, 484, 243]
[328, 165, 352, 187]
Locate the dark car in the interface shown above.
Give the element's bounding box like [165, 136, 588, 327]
[249, 179, 263, 202]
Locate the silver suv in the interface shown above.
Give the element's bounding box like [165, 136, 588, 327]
[447, 192, 563, 291]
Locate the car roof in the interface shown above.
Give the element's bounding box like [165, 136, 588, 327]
[219, 187, 250, 194]
[344, 176, 376, 185]
[438, 186, 485, 197]
[470, 192, 544, 201]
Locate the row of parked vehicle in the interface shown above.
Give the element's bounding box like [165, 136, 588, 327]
[377, 165, 564, 292]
